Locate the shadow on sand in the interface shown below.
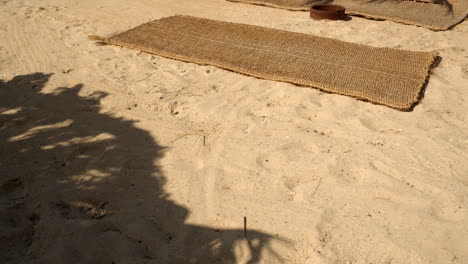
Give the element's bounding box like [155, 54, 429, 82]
[0, 73, 282, 263]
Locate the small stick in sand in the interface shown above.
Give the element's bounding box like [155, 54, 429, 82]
[313, 178, 322, 196]
[244, 216, 247, 236]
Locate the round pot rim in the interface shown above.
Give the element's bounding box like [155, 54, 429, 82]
[311, 4, 346, 14]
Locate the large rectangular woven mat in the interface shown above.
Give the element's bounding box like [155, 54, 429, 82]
[93, 16, 438, 110]
[227, 0, 468, 30]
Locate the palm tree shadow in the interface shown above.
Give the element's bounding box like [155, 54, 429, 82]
[0, 73, 284, 263]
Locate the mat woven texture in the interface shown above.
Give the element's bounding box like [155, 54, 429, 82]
[94, 16, 438, 110]
[227, 0, 468, 30]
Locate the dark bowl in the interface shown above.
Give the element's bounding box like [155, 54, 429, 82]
[310, 5, 346, 20]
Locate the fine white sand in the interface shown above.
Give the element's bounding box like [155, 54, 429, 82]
[1, 0, 467, 263]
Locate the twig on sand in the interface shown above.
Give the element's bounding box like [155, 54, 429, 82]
[313, 178, 322, 196]
[168, 133, 206, 145]
[374, 196, 392, 201]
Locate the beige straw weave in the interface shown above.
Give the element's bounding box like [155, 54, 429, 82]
[227, 0, 468, 30]
[92, 16, 438, 110]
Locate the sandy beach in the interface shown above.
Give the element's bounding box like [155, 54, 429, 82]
[1, 0, 467, 263]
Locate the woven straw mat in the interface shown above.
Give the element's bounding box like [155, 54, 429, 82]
[227, 0, 468, 30]
[93, 16, 439, 110]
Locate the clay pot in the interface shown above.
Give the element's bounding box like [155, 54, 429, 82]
[310, 5, 346, 20]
